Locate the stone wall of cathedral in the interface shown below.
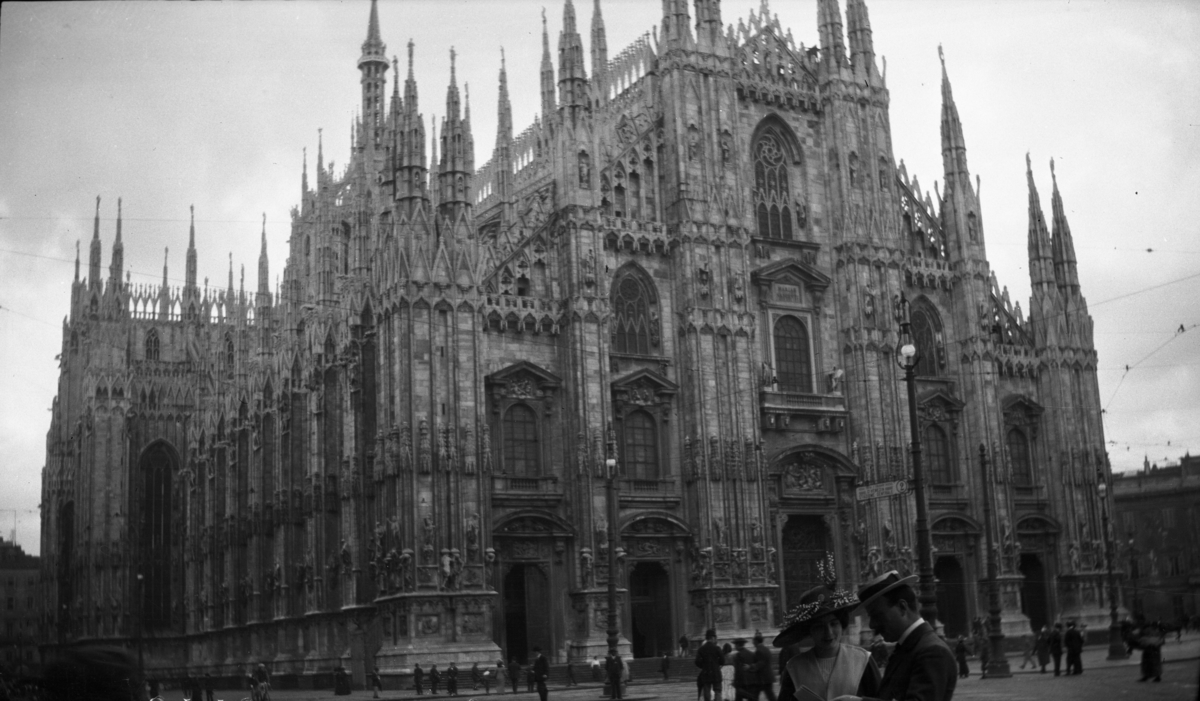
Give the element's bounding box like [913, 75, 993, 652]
[40, 0, 1116, 683]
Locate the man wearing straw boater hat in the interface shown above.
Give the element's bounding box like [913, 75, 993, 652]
[825, 570, 956, 701]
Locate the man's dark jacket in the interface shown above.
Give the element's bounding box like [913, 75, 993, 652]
[533, 655, 550, 683]
[861, 622, 957, 701]
[752, 643, 775, 686]
[733, 645, 755, 687]
[1064, 628, 1084, 654]
[695, 641, 724, 685]
[1048, 629, 1063, 655]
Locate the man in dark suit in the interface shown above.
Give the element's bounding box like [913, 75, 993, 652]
[606, 648, 625, 699]
[1047, 623, 1064, 676]
[695, 628, 724, 701]
[532, 647, 550, 701]
[831, 570, 957, 701]
[1064, 622, 1084, 675]
[746, 631, 777, 701]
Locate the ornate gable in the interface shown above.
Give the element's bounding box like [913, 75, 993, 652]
[752, 257, 830, 307]
[1002, 394, 1044, 432]
[611, 368, 678, 412]
[917, 388, 965, 428]
[485, 361, 562, 403]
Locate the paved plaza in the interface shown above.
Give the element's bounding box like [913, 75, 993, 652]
[205, 635, 1200, 701]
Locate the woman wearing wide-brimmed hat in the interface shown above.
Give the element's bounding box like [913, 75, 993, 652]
[774, 581, 880, 701]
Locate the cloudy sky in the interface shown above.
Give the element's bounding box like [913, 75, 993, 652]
[1, 0, 1197, 555]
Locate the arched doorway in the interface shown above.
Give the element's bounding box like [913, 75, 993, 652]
[934, 556, 969, 638]
[137, 441, 176, 631]
[780, 515, 829, 612]
[503, 563, 550, 664]
[1020, 554, 1050, 633]
[629, 562, 671, 658]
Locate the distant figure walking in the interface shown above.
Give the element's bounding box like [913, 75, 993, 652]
[414, 663, 425, 695]
[1064, 621, 1085, 675]
[508, 659, 521, 694]
[1035, 626, 1051, 673]
[1048, 623, 1064, 676]
[606, 648, 624, 700]
[370, 666, 383, 699]
[533, 647, 550, 701]
[566, 661, 577, 686]
[954, 637, 970, 678]
[1135, 622, 1165, 682]
[429, 664, 441, 695]
[661, 653, 671, 681]
[447, 662, 460, 696]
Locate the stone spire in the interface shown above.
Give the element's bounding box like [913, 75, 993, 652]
[818, 0, 847, 69]
[359, 0, 389, 150]
[397, 40, 428, 216]
[1026, 154, 1055, 294]
[660, 0, 693, 51]
[496, 48, 512, 149]
[89, 196, 102, 290]
[694, 0, 724, 53]
[590, 0, 607, 83]
[437, 47, 474, 223]
[1050, 159, 1080, 292]
[558, 0, 588, 109]
[74, 240, 80, 283]
[186, 205, 198, 290]
[846, 0, 875, 76]
[939, 46, 970, 185]
[540, 9, 556, 119]
[108, 197, 124, 288]
[258, 213, 270, 296]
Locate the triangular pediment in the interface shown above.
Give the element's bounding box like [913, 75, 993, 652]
[1001, 394, 1044, 417]
[917, 388, 965, 413]
[486, 360, 562, 390]
[611, 367, 678, 395]
[752, 257, 831, 292]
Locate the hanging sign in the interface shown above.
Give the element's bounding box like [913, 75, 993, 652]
[855, 480, 911, 502]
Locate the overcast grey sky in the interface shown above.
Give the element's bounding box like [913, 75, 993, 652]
[1, 0, 1197, 555]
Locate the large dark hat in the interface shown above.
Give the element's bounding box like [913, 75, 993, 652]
[773, 584, 859, 648]
[855, 570, 918, 612]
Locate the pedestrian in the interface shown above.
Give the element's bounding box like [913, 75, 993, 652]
[370, 666, 384, 699]
[1035, 626, 1050, 673]
[526, 662, 535, 692]
[835, 569, 956, 701]
[774, 583, 879, 701]
[508, 658, 521, 694]
[447, 662, 459, 696]
[748, 631, 777, 701]
[1064, 621, 1084, 675]
[694, 628, 723, 701]
[680, 634, 691, 658]
[720, 643, 736, 701]
[204, 671, 215, 701]
[497, 660, 508, 694]
[732, 638, 753, 701]
[1018, 633, 1036, 670]
[472, 662, 483, 690]
[606, 647, 624, 700]
[533, 646, 550, 701]
[334, 664, 352, 696]
[591, 655, 603, 682]
[660, 653, 671, 681]
[1134, 622, 1165, 682]
[978, 634, 990, 678]
[482, 665, 493, 695]
[414, 663, 425, 695]
[566, 661, 577, 686]
[1048, 623, 1064, 676]
[429, 664, 441, 695]
[954, 637, 969, 679]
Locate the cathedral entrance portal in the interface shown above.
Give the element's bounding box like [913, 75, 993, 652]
[780, 515, 829, 613]
[1019, 554, 1050, 633]
[629, 562, 671, 658]
[503, 564, 550, 664]
[934, 556, 969, 639]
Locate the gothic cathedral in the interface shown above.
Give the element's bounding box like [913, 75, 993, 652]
[40, 0, 1113, 681]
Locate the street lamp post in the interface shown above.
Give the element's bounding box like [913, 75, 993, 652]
[1126, 530, 1140, 620]
[1097, 471, 1127, 660]
[605, 452, 619, 655]
[978, 445, 1011, 678]
[136, 571, 145, 678]
[894, 293, 938, 628]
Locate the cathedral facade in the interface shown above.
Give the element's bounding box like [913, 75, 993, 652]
[40, 0, 1115, 682]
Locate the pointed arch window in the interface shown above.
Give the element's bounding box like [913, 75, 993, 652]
[145, 328, 160, 361]
[925, 424, 954, 484]
[910, 306, 941, 377]
[753, 127, 796, 240]
[611, 269, 659, 355]
[622, 409, 660, 480]
[773, 316, 813, 393]
[1007, 428, 1032, 486]
[138, 442, 174, 630]
[502, 403, 540, 477]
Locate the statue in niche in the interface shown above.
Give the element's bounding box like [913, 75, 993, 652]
[578, 152, 591, 188]
[796, 202, 808, 229]
[579, 547, 594, 587]
[687, 125, 700, 160]
[418, 420, 431, 473]
[1068, 541, 1081, 572]
[720, 131, 732, 164]
[827, 366, 844, 394]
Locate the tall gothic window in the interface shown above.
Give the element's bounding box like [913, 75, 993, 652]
[925, 425, 953, 484]
[611, 268, 658, 355]
[139, 442, 174, 630]
[753, 127, 795, 240]
[911, 306, 940, 377]
[503, 404, 540, 477]
[774, 316, 813, 393]
[145, 328, 160, 361]
[622, 410, 659, 479]
[1008, 428, 1032, 486]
